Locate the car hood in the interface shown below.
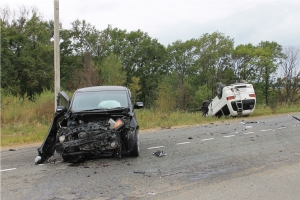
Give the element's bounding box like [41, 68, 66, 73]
[70, 107, 131, 116]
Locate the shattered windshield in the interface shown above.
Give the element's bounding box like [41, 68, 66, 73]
[71, 91, 129, 112]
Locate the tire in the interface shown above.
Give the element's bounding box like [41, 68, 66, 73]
[201, 100, 210, 117]
[216, 82, 225, 99]
[62, 155, 80, 163]
[202, 100, 210, 107]
[130, 131, 140, 157]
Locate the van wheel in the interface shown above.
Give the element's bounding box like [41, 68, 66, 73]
[216, 82, 225, 99]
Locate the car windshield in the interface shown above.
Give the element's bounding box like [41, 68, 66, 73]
[71, 90, 129, 112]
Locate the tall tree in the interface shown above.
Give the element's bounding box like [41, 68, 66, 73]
[255, 41, 284, 105]
[232, 44, 257, 82]
[166, 39, 197, 109]
[120, 30, 168, 106]
[276, 46, 300, 103]
[193, 32, 234, 98]
[1, 7, 54, 97]
[98, 53, 125, 86]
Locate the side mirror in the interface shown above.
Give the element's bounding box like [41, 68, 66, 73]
[134, 102, 144, 109]
[56, 106, 67, 113]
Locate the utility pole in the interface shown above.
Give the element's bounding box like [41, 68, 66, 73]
[54, 0, 60, 111]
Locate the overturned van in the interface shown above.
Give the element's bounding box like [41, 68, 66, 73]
[35, 86, 143, 164]
[199, 82, 256, 117]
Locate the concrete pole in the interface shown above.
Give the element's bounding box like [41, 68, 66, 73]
[54, 0, 60, 111]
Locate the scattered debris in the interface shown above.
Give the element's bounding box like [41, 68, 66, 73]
[241, 121, 264, 125]
[245, 126, 253, 129]
[188, 137, 193, 139]
[153, 150, 167, 157]
[221, 132, 227, 134]
[35, 156, 42, 165]
[292, 116, 300, 121]
[9, 149, 18, 151]
[148, 192, 156, 195]
[250, 137, 255, 141]
[45, 158, 57, 164]
[134, 171, 145, 174]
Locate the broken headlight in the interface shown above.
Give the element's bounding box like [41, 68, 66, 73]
[108, 118, 124, 130]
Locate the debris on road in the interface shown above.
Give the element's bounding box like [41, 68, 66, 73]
[9, 149, 18, 151]
[292, 116, 300, 121]
[153, 150, 167, 157]
[134, 171, 145, 174]
[188, 137, 193, 139]
[45, 158, 57, 164]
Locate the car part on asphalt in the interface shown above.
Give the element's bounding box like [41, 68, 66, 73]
[35, 86, 143, 164]
[292, 116, 300, 121]
[153, 150, 167, 157]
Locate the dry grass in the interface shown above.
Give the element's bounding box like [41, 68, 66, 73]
[1, 90, 299, 147]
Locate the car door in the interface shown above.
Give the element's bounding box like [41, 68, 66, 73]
[36, 91, 70, 163]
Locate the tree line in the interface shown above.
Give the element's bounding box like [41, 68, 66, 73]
[1, 7, 299, 111]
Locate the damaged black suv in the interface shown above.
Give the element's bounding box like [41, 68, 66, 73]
[35, 86, 143, 164]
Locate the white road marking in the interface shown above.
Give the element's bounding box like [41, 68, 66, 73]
[0, 168, 17, 172]
[201, 138, 214, 141]
[147, 146, 165, 149]
[277, 127, 286, 129]
[223, 135, 235, 138]
[261, 129, 272, 132]
[176, 142, 191, 145]
[244, 132, 254, 135]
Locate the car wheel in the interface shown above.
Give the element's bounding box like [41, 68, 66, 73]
[130, 130, 139, 157]
[62, 155, 81, 163]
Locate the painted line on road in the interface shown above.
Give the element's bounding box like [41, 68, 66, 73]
[0, 168, 17, 172]
[244, 132, 254, 135]
[261, 129, 273, 132]
[176, 142, 191, 145]
[201, 138, 214, 141]
[147, 146, 165, 149]
[277, 127, 286, 130]
[223, 135, 235, 138]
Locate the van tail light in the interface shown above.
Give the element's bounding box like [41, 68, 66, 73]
[249, 94, 256, 98]
[226, 96, 235, 101]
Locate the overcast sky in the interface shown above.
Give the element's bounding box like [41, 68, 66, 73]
[1, 0, 300, 47]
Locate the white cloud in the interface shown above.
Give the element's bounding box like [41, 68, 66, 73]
[1, 0, 299, 47]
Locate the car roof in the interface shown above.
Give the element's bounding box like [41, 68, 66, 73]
[75, 86, 128, 92]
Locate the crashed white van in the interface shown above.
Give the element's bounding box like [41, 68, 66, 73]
[200, 82, 256, 117]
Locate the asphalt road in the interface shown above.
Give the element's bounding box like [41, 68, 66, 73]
[1, 113, 300, 200]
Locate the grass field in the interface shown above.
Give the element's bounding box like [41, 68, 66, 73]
[1, 90, 299, 147]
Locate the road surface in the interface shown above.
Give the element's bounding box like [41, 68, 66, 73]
[1, 113, 300, 200]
